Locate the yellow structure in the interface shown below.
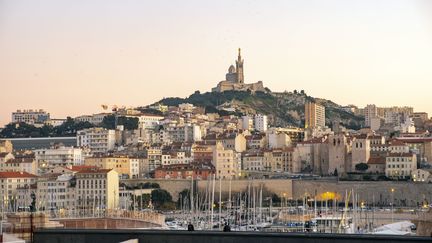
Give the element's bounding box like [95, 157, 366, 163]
[85, 156, 131, 178]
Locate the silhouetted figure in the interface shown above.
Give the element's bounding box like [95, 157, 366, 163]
[187, 222, 195, 231]
[223, 223, 231, 232]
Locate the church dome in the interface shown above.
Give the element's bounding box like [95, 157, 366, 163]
[228, 65, 236, 74]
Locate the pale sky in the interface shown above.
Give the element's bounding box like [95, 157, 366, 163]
[1, 0, 432, 126]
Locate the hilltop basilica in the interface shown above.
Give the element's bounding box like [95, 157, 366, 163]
[212, 49, 267, 93]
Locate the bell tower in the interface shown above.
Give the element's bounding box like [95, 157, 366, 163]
[235, 48, 244, 84]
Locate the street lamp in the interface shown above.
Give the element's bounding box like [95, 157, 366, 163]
[390, 188, 395, 223]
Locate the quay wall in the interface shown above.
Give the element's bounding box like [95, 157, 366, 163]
[121, 179, 432, 206]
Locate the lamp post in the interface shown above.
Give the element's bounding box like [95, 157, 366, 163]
[30, 192, 36, 243]
[390, 188, 395, 223]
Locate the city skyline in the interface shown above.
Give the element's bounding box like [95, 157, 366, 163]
[1, 0, 432, 126]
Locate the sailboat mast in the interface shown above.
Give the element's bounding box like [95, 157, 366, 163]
[211, 174, 215, 230]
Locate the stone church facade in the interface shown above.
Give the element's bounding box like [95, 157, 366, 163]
[212, 49, 267, 93]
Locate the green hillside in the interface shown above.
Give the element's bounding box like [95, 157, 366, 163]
[157, 90, 364, 130]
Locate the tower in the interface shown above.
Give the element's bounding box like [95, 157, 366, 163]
[235, 48, 244, 84]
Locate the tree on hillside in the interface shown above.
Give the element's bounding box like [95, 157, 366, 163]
[0, 122, 42, 138]
[101, 115, 139, 130]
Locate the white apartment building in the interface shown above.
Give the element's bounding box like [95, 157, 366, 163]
[76, 168, 119, 210]
[77, 128, 116, 153]
[161, 151, 193, 166]
[46, 118, 67, 127]
[134, 114, 164, 129]
[35, 146, 85, 170]
[163, 123, 202, 143]
[12, 109, 50, 125]
[254, 114, 268, 132]
[129, 157, 140, 179]
[385, 153, 417, 179]
[75, 113, 109, 125]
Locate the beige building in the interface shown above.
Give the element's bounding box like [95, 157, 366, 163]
[205, 132, 247, 153]
[367, 156, 386, 174]
[242, 151, 265, 172]
[212, 143, 240, 179]
[267, 148, 299, 173]
[297, 138, 328, 175]
[245, 134, 266, 149]
[0, 140, 13, 153]
[385, 153, 417, 179]
[411, 169, 432, 182]
[304, 101, 325, 128]
[85, 155, 131, 178]
[0, 171, 38, 209]
[76, 168, 119, 210]
[1, 157, 37, 175]
[36, 173, 76, 210]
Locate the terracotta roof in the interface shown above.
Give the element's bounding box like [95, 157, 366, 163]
[367, 157, 386, 165]
[0, 171, 37, 178]
[70, 165, 98, 172]
[395, 137, 432, 143]
[76, 168, 112, 174]
[389, 139, 407, 146]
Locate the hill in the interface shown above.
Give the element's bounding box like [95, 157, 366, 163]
[157, 90, 364, 130]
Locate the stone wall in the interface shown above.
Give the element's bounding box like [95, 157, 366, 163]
[292, 180, 432, 207]
[121, 179, 192, 201]
[196, 179, 292, 200]
[122, 178, 432, 206]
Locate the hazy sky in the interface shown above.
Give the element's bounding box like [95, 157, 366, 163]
[1, 0, 432, 126]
